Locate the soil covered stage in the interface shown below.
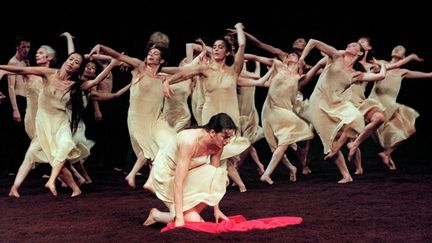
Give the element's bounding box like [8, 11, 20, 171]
[1, 146, 431, 242]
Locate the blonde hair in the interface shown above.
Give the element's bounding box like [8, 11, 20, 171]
[40, 45, 57, 64]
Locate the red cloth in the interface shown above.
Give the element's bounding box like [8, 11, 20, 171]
[161, 215, 303, 233]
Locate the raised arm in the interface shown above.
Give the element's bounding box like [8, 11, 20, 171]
[299, 56, 328, 89]
[299, 39, 340, 64]
[240, 61, 261, 79]
[173, 135, 195, 227]
[89, 44, 141, 68]
[60, 32, 75, 55]
[186, 40, 212, 63]
[232, 23, 246, 75]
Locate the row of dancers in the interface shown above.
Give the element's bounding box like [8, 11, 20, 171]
[1, 23, 430, 206]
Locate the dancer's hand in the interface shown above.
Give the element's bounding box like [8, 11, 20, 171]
[214, 208, 229, 223]
[174, 216, 185, 227]
[163, 81, 174, 98]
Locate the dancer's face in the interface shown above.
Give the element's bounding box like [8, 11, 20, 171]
[212, 129, 235, 148]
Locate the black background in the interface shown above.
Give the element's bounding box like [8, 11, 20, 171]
[1, 0, 430, 161]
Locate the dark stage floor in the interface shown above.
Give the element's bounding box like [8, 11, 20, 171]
[1, 153, 431, 242]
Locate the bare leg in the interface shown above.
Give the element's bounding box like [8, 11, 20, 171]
[9, 161, 34, 198]
[45, 161, 66, 196]
[236, 146, 251, 169]
[297, 140, 312, 174]
[143, 166, 154, 191]
[125, 152, 147, 189]
[69, 163, 86, 186]
[58, 167, 82, 197]
[227, 161, 246, 192]
[260, 144, 289, 184]
[352, 147, 363, 174]
[281, 154, 297, 182]
[78, 161, 92, 184]
[143, 208, 174, 226]
[325, 125, 353, 160]
[379, 142, 401, 170]
[331, 151, 353, 184]
[184, 209, 205, 222]
[348, 111, 385, 161]
[249, 146, 265, 175]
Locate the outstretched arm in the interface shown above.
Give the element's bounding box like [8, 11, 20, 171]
[163, 65, 207, 98]
[81, 58, 119, 90]
[403, 70, 432, 79]
[244, 53, 275, 66]
[237, 61, 275, 87]
[243, 31, 288, 61]
[0, 65, 53, 77]
[357, 62, 386, 82]
[386, 54, 424, 70]
[89, 44, 141, 68]
[90, 83, 131, 101]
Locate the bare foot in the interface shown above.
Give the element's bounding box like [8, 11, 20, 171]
[71, 188, 82, 197]
[8, 186, 20, 198]
[324, 150, 338, 160]
[388, 157, 397, 170]
[302, 167, 312, 175]
[378, 152, 393, 170]
[84, 176, 92, 184]
[347, 141, 359, 161]
[125, 175, 136, 189]
[338, 177, 353, 184]
[58, 177, 68, 188]
[260, 174, 274, 185]
[143, 208, 159, 226]
[289, 166, 297, 182]
[77, 177, 86, 186]
[354, 168, 363, 175]
[143, 182, 154, 193]
[45, 182, 58, 197]
[257, 163, 265, 175]
[239, 184, 247, 192]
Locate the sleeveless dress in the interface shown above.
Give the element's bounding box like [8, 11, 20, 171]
[309, 62, 365, 154]
[163, 79, 191, 132]
[237, 86, 264, 144]
[368, 68, 419, 148]
[262, 72, 313, 151]
[128, 75, 175, 161]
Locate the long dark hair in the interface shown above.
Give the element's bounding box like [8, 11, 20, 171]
[353, 43, 366, 72]
[63, 52, 85, 134]
[202, 113, 237, 133]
